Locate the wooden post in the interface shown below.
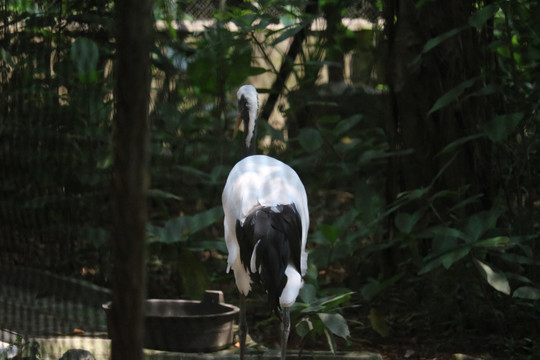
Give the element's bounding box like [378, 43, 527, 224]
[111, 1, 152, 359]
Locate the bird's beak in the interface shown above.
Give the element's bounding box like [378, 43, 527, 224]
[233, 113, 242, 139]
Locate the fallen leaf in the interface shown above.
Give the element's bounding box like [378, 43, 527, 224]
[368, 308, 391, 337]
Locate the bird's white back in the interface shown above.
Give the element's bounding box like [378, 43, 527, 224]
[222, 154, 309, 292]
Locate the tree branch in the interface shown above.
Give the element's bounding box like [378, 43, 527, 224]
[259, 0, 319, 123]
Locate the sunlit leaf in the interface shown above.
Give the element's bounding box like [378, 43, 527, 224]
[474, 236, 510, 248]
[474, 258, 511, 295]
[324, 328, 337, 354]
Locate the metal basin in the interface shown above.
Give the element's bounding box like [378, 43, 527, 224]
[103, 290, 239, 352]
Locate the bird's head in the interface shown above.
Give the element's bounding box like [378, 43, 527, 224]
[235, 85, 259, 156]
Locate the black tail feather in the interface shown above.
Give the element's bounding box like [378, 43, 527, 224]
[236, 204, 302, 312]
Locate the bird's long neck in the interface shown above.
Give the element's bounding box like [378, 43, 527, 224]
[242, 112, 257, 156]
[237, 85, 259, 157]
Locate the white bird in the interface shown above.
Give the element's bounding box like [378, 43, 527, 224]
[222, 85, 309, 360]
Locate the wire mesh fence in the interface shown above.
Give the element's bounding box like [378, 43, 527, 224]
[0, 1, 379, 359]
[2, 2, 134, 359]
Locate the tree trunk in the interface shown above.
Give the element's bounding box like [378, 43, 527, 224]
[384, 0, 494, 209]
[381, 0, 495, 273]
[110, 1, 152, 360]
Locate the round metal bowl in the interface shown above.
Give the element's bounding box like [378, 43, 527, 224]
[103, 290, 239, 352]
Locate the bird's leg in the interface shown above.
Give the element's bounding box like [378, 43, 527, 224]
[239, 293, 247, 360]
[281, 307, 290, 360]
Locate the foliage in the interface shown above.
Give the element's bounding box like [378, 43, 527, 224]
[0, 335, 40, 360]
[294, 283, 353, 352]
[1, 0, 539, 357]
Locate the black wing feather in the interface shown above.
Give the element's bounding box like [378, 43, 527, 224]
[235, 204, 303, 312]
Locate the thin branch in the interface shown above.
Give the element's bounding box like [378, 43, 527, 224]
[259, 0, 319, 123]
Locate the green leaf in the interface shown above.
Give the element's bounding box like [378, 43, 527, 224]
[396, 187, 430, 201]
[182, 206, 224, 234]
[298, 127, 324, 152]
[468, 4, 499, 28]
[395, 211, 424, 234]
[418, 246, 471, 275]
[299, 283, 317, 304]
[474, 258, 511, 295]
[270, 23, 303, 46]
[461, 209, 502, 242]
[1, 47, 15, 67]
[318, 313, 350, 339]
[513, 286, 540, 300]
[496, 252, 538, 266]
[301, 291, 353, 314]
[360, 273, 404, 301]
[368, 308, 390, 337]
[177, 247, 210, 299]
[149, 206, 223, 243]
[441, 246, 471, 269]
[482, 113, 523, 142]
[438, 133, 485, 155]
[148, 189, 182, 201]
[80, 226, 108, 248]
[318, 224, 340, 244]
[424, 26, 466, 54]
[417, 225, 467, 241]
[71, 37, 99, 78]
[295, 317, 314, 338]
[474, 236, 510, 248]
[428, 77, 478, 115]
[324, 328, 337, 354]
[410, 26, 466, 66]
[335, 115, 362, 137]
[333, 208, 359, 230]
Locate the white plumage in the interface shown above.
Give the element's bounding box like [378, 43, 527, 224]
[222, 85, 309, 360]
[222, 154, 309, 302]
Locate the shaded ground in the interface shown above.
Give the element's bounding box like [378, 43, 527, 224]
[1, 266, 538, 360]
[242, 284, 539, 360]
